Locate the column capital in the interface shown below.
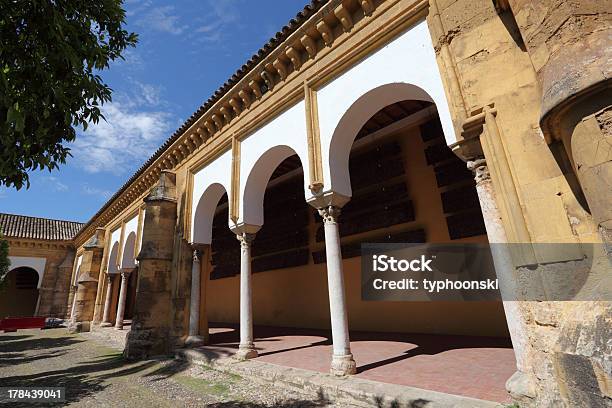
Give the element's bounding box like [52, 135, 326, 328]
[467, 157, 490, 186]
[190, 243, 208, 261]
[236, 232, 256, 248]
[318, 206, 341, 225]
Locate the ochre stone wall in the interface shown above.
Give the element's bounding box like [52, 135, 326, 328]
[429, 0, 610, 406]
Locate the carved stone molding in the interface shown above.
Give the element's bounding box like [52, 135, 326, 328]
[236, 232, 256, 248]
[318, 206, 342, 225]
[467, 158, 490, 186]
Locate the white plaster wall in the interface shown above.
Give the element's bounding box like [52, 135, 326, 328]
[8, 256, 46, 288]
[189, 20, 453, 233]
[191, 149, 233, 243]
[120, 215, 139, 269]
[317, 19, 455, 197]
[107, 227, 121, 272]
[238, 100, 310, 227]
[72, 254, 82, 286]
[137, 210, 145, 253]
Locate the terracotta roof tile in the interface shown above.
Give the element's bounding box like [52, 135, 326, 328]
[0, 213, 84, 241]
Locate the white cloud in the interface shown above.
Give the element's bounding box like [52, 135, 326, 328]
[136, 82, 162, 106]
[82, 185, 114, 200]
[72, 83, 174, 175]
[138, 5, 185, 35]
[190, 0, 239, 46]
[44, 176, 69, 192]
[114, 48, 145, 71]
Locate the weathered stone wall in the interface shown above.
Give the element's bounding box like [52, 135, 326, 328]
[124, 171, 178, 359]
[67, 229, 105, 333]
[428, 0, 610, 406]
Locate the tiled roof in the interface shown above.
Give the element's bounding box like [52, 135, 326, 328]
[0, 213, 84, 241]
[76, 0, 330, 241]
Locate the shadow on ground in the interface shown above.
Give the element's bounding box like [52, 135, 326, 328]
[0, 330, 190, 406]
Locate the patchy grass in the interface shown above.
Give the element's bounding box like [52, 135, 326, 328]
[174, 375, 231, 397]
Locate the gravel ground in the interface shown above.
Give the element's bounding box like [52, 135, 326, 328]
[0, 328, 335, 407]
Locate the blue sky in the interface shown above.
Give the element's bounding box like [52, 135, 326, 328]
[0, 0, 307, 222]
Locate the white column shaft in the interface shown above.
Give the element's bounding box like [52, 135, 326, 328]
[321, 208, 351, 356]
[234, 233, 257, 360]
[114, 272, 129, 329]
[239, 236, 253, 347]
[469, 159, 528, 372]
[101, 275, 114, 326]
[188, 251, 201, 337]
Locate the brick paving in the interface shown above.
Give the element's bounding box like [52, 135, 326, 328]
[203, 324, 515, 403]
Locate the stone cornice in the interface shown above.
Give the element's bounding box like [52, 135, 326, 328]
[75, 0, 428, 247]
[7, 237, 74, 251]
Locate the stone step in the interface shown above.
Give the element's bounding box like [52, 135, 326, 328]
[176, 348, 503, 408]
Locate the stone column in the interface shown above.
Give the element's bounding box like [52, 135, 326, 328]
[185, 247, 206, 346]
[114, 270, 130, 330]
[124, 170, 177, 359]
[467, 158, 535, 402]
[68, 228, 105, 333]
[319, 206, 356, 376]
[100, 274, 114, 327]
[235, 232, 257, 360]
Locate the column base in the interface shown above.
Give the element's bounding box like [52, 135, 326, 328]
[185, 335, 207, 347]
[506, 370, 536, 406]
[114, 324, 124, 330]
[99, 322, 113, 328]
[330, 354, 357, 376]
[67, 321, 91, 333]
[235, 344, 258, 360]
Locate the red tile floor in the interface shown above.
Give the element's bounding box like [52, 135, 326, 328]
[200, 324, 516, 403]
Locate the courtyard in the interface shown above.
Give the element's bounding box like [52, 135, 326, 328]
[0, 326, 514, 407]
[0, 328, 333, 407]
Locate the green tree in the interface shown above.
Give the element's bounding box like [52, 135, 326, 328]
[0, 0, 137, 189]
[0, 228, 9, 290]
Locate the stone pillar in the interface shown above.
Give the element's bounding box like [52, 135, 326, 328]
[467, 158, 536, 403]
[114, 270, 130, 330]
[50, 251, 75, 318]
[124, 170, 177, 359]
[235, 232, 257, 360]
[185, 246, 206, 346]
[100, 274, 114, 327]
[319, 206, 356, 376]
[67, 228, 105, 333]
[507, 0, 611, 247]
[507, 4, 612, 405]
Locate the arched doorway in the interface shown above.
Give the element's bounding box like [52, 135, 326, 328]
[0, 267, 39, 317]
[321, 86, 515, 401]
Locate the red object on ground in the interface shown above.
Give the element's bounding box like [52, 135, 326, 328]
[0, 317, 46, 332]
